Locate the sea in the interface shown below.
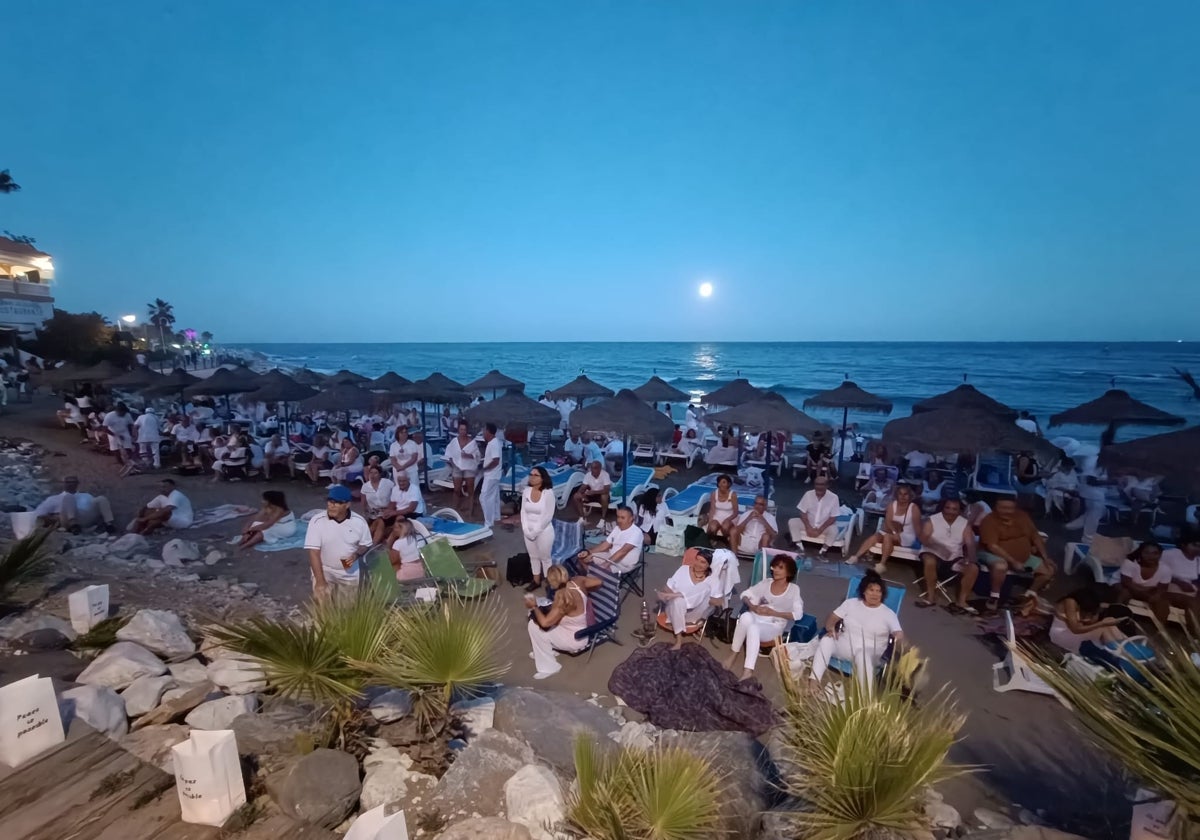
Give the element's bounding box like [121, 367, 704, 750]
[234, 342, 1200, 443]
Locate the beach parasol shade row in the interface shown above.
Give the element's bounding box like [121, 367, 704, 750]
[883, 407, 1060, 460]
[631, 375, 689, 404]
[392, 375, 471, 405]
[804, 381, 893, 414]
[912, 384, 1016, 419]
[1049, 389, 1185, 428]
[462, 390, 560, 429]
[465, 369, 525, 394]
[370, 371, 412, 391]
[549, 374, 614, 401]
[1099, 425, 1200, 493]
[43, 360, 128, 386]
[327, 369, 371, 385]
[181, 367, 261, 399]
[290, 368, 324, 386]
[141, 367, 201, 397]
[702, 378, 763, 407]
[569, 390, 675, 443]
[251, 370, 318, 403]
[106, 366, 163, 391]
[300, 382, 378, 412]
[709, 391, 831, 438]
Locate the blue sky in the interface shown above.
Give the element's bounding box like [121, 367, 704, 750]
[4, 1, 1198, 342]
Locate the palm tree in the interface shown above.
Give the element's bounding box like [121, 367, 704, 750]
[200, 330, 213, 345]
[0, 170, 20, 194]
[146, 298, 175, 371]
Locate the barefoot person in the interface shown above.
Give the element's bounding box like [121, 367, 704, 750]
[127, 479, 194, 534]
[660, 550, 725, 650]
[444, 420, 480, 515]
[705, 474, 739, 544]
[847, 483, 921, 573]
[34, 476, 117, 534]
[917, 498, 980, 615]
[724, 554, 804, 680]
[526, 564, 601, 680]
[235, 490, 297, 551]
[304, 485, 372, 601]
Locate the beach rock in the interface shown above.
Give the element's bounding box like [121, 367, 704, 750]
[133, 683, 220, 729]
[185, 694, 257, 730]
[119, 724, 190, 773]
[65, 542, 110, 562]
[369, 689, 413, 723]
[504, 764, 564, 840]
[759, 809, 803, 840]
[173, 573, 200, 582]
[268, 748, 362, 828]
[15, 628, 73, 651]
[204, 549, 225, 565]
[610, 720, 656, 750]
[452, 696, 496, 738]
[493, 688, 617, 775]
[0, 612, 78, 642]
[431, 729, 535, 818]
[435, 818, 532, 840]
[658, 730, 770, 839]
[207, 657, 267, 695]
[144, 557, 165, 570]
[167, 658, 208, 684]
[926, 799, 963, 830]
[60, 685, 128, 738]
[115, 609, 196, 658]
[163, 538, 201, 565]
[359, 746, 413, 811]
[235, 582, 259, 597]
[120, 675, 175, 717]
[231, 705, 323, 759]
[976, 808, 1017, 830]
[108, 533, 150, 559]
[76, 641, 167, 690]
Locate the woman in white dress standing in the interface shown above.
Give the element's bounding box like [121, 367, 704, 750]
[521, 466, 557, 593]
[724, 554, 804, 680]
[810, 570, 904, 693]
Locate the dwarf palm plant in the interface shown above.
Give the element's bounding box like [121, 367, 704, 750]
[0, 529, 52, 600]
[568, 737, 725, 840]
[775, 648, 969, 840]
[1028, 630, 1200, 839]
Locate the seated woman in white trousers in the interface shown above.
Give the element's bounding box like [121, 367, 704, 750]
[661, 551, 724, 650]
[526, 564, 601, 680]
[809, 571, 903, 693]
[723, 554, 804, 680]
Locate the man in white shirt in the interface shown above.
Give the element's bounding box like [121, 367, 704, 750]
[444, 420, 480, 515]
[389, 426, 420, 487]
[603, 437, 625, 477]
[1163, 532, 1200, 620]
[262, 433, 291, 480]
[1015, 411, 1042, 437]
[1065, 460, 1110, 542]
[304, 485, 373, 601]
[102, 402, 135, 464]
[579, 460, 613, 521]
[133, 407, 162, 468]
[35, 476, 117, 534]
[563, 432, 586, 465]
[578, 506, 643, 573]
[904, 449, 933, 479]
[127, 479, 194, 534]
[479, 423, 504, 527]
[412, 429, 433, 478]
[788, 476, 842, 550]
[685, 405, 698, 432]
[731, 495, 778, 555]
[388, 472, 426, 518]
[171, 415, 202, 468]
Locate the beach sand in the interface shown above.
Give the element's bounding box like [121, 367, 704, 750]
[0, 394, 1129, 837]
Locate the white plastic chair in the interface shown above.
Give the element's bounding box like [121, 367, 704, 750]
[992, 610, 1058, 698]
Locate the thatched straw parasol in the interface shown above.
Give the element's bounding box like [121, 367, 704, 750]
[710, 392, 830, 495]
[1050, 389, 1184, 429]
[106, 366, 162, 392]
[465, 369, 525, 399]
[300, 382, 377, 413]
[549, 374, 614, 406]
[462, 390, 559, 430]
[181, 368, 261, 399]
[43, 360, 128, 386]
[291, 368, 324, 386]
[1099, 426, 1200, 494]
[805, 380, 893, 467]
[327, 369, 371, 386]
[571, 390, 675, 499]
[913, 384, 1016, 419]
[369, 371, 412, 392]
[631, 375, 689, 404]
[251, 370, 318, 404]
[702, 378, 763, 407]
[141, 367, 201, 400]
[883, 408, 1059, 460]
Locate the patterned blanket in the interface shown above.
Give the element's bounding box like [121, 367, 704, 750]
[188, 504, 256, 529]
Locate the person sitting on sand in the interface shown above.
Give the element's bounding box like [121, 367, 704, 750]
[262, 433, 291, 480]
[35, 475, 117, 534]
[388, 518, 425, 581]
[57, 397, 86, 434]
[724, 554, 804, 680]
[127, 478, 194, 534]
[1050, 587, 1127, 654]
[360, 463, 397, 544]
[917, 498, 980, 614]
[170, 415, 202, 468]
[577, 506, 643, 573]
[788, 476, 841, 551]
[847, 483, 921, 573]
[730, 495, 777, 555]
[579, 460, 613, 521]
[526, 563, 602, 679]
[235, 490, 297, 551]
[977, 497, 1056, 612]
[705, 474, 739, 543]
[810, 570, 903, 693]
[634, 487, 666, 546]
[1117, 541, 1172, 624]
[660, 550, 725, 650]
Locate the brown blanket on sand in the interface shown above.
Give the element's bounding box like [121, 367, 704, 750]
[607, 642, 776, 737]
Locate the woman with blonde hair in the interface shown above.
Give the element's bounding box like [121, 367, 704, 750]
[388, 518, 425, 581]
[525, 564, 601, 679]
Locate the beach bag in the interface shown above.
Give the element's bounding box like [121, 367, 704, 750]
[68, 584, 110, 635]
[704, 607, 736, 644]
[506, 552, 533, 587]
[172, 730, 247, 826]
[0, 674, 65, 767]
[345, 805, 409, 840]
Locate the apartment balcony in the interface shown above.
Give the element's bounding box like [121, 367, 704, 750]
[0, 278, 54, 300]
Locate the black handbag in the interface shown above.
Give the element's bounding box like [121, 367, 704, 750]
[705, 607, 736, 644]
[505, 552, 534, 587]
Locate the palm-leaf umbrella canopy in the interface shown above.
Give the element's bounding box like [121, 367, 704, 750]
[1050, 389, 1185, 429]
[465, 369, 525, 396]
[569, 390, 675, 442]
[220, 365, 261, 384]
[1099, 426, 1200, 493]
[462, 390, 560, 429]
[804, 381, 893, 414]
[369, 371, 411, 391]
[290, 368, 324, 386]
[181, 368, 261, 399]
[631, 375, 689, 404]
[44, 360, 127, 385]
[393, 375, 471, 405]
[913, 384, 1016, 419]
[702, 378, 763, 407]
[709, 392, 831, 437]
[424, 372, 466, 391]
[106, 366, 162, 391]
[327, 368, 371, 385]
[883, 408, 1060, 460]
[549, 374, 614, 403]
[250, 370, 318, 403]
[300, 382, 378, 413]
[141, 367, 201, 398]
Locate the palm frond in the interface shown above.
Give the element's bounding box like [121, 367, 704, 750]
[0, 529, 53, 599]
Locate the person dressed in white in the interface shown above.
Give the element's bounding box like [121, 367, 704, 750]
[235, 490, 297, 550]
[1066, 458, 1110, 542]
[579, 461, 612, 521]
[444, 420, 479, 515]
[788, 476, 842, 550]
[359, 464, 397, 544]
[102, 402, 136, 464]
[661, 551, 724, 649]
[578, 506, 642, 573]
[810, 571, 903, 693]
[34, 475, 116, 534]
[133, 407, 162, 467]
[916, 498, 979, 614]
[479, 423, 504, 527]
[520, 466, 557, 592]
[603, 437, 624, 477]
[304, 485, 373, 601]
[387, 472, 425, 519]
[685, 404, 699, 433]
[904, 449, 933, 479]
[387, 518, 425, 582]
[389, 426, 420, 486]
[730, 495, 778, 555]
[171, 415, 202, 468]
[705, 474, 739, 543]
[1162, 531, 1200, 620]
[262, 433, 291, 480]
[563, 432, 586, 465]
[127, 479, 194, 534]
[634, 487, 667, 545]
[526, 564, 602, 679]
[847, 483, 921, 574]
[724, 553, 805, 680]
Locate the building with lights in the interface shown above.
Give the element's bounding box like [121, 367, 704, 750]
[0, 236, 55, 336]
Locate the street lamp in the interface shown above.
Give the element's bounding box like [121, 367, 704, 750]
[120, 314, 137, 325]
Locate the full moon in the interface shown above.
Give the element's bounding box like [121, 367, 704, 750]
[698, 281, 714, 298]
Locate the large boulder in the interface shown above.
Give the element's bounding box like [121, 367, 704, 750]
[60, 685, 128, 738]
[231, 705, 324, 760]
[452, 696, 496, 738]
[120, 675, 176, 717]
[15, 628, 73, 651]
[118, 724, 190, 773]
[268, 748, 362, 829]
[115, 610, 196, 658]
[0, 612, 78, 642]
[132, 683, 221, 730]
[206, 657, 267, 695]
[493, 688, 617, 775]
[435, 818, 533, 840]
[76, 641, 167, 690]
[185, 694, 257, 730]
[167, 658, 209, 684]
[504, 764, 564, 840]
[658, 730, 772, 839]
[359, 746, 414, 811]
[430, 729, 535, 819]
[108, 532, 150, 559]
[162, 538, 201, 566]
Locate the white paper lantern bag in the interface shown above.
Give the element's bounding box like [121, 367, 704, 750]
[68, 584, 110, 634]
[171, 729, 246, 826]
[0, 674, 65, 767]
[345, 805, 409, 840]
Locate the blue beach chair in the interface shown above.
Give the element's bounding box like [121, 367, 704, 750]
[825, 574, 905, 677]
[971, 454, 1017, 496]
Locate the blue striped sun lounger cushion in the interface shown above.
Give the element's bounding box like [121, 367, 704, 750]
[418, 517, 484, 537]
[551, 519, 584, 565]
[584, 564, 621, 630]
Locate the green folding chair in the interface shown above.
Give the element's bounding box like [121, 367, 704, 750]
[366, 547, 406, 602]
[420, 539, 496, 599]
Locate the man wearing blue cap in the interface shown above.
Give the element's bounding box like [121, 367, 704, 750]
[304, 484, 373, 601]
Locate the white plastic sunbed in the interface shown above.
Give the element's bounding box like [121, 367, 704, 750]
[992, 610, 1060, 699]
[413, 508, 493, 548]
[1063, 540, 1187, 626]
[581, 465, 656, 516]
[663, 482, 773, 517]
[796, 507, 862, 555]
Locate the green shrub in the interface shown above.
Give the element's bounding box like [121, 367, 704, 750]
[0, 529, 52, 600]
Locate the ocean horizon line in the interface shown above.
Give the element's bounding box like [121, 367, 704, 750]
[231, 339, 1198, 347]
